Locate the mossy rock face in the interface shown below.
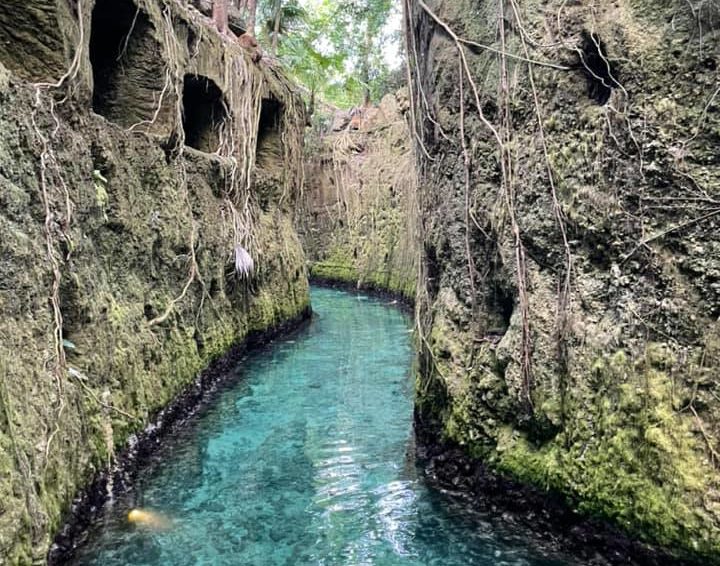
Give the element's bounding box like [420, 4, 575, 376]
[407, 0, 720, 560]
[0, 2, 309, 562]
[298, 93, 418, 301]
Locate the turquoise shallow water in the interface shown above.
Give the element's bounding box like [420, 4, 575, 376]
[72, 287, 571, 566]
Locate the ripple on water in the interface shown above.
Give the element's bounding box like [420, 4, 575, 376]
[72, 287, 572, 566]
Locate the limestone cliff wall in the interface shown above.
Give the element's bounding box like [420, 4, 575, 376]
[406, 0, 720, 560]
[0, 1, 308, 562]
[299, 92, 418, 299]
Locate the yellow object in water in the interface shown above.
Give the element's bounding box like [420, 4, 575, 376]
[127, 508, 171, 530]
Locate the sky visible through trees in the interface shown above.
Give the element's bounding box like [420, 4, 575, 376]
[252, 0, 404, 108]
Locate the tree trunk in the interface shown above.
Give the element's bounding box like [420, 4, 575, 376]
[361, 21, 373, 106]
[308, 88, 315, 118]
[271, 0, 282, 55]
[246, 0, 257, 36]
[213, 0, 228, 34]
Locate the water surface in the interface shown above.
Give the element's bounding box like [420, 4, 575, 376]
[73, 287, 571, 565]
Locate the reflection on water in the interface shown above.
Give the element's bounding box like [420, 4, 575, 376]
[72, 288, 571, 566]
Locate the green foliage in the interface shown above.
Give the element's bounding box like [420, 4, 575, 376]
[257, 0, 402, 108]
[259, 0, 306, 38]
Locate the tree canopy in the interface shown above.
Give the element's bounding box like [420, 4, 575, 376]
[255, 0, 404, 109]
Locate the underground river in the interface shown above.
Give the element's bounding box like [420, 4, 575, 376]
[70, 287, 573, 565]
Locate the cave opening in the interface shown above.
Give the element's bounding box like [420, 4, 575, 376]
[579, 30, 619, 106]
[90, 0, 167, 129]
[256, 97, 284, 169]
[485, 279, 515, 334]
[182, 74, 228, 153]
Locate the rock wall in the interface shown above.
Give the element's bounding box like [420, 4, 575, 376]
[406, 0, 720, 560]
[0, 1, 308, 562]
[299, 92, 418, 300]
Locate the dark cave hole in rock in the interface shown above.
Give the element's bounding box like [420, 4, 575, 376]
[209, 277, 221, 298]
[143, 303, 156, 321]
[182, 74, 228, 153]
[90, 0, 167, 129]
[187, 26, 200, 55]
[701, 56, 717, 71]
[256, 97, 284, 170]
[578, 30, 619, 106]
[485, 280, 514, 335]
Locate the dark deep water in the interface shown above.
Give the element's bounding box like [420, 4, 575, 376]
[71, 287, 574, 565]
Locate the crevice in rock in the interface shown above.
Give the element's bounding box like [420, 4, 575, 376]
[578, 30, 619, 106]
[485, 278, 514, 335]
[182, 74, 228, 153]
[424, 242, 441, 300]
[256, 97, 284, 170]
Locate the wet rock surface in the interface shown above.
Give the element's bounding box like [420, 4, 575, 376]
[415, 415, 702, 566]
[47, 308, 312, 565]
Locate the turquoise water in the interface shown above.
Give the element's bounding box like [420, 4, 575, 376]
[72, 287, 571, 566]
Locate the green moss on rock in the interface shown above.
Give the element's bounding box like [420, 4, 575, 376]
[0, 3, 310, 561]
[299, 94, 418, 301]
[408, 0, 720, 560]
